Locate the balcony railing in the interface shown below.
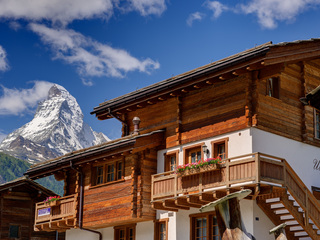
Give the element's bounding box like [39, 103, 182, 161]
[151, 152, 320, 232]
[34, 194, 77, 232]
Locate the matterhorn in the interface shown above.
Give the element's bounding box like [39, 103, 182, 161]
[0, 84, 109, 163]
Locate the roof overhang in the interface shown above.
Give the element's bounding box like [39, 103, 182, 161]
[91, 38, 320, 121]
[25, 130, 165, 179]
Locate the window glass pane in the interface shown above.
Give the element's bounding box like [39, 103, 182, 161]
[191, 152, 197, 163]
[117, 162, 122, 180]
[107, 164, 115, 182]
[196, 151, 201, 161]
[129, 227, 134, 240]
[170, 156, 176, 171]
[9, 225, 20, 238]
[96, 166, 104, 184]
[196, 218, 202, 228]
[217, 144, 225, 159]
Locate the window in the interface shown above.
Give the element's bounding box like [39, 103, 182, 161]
[165, 151, 178, 172]
[9, 225, 20, 239]
[266, 77, 279, 98]
[183, 143, 204, 165]
[92, 159, 124, 186]
[155, 219, 168, 240]
[211, 138, 228, 160]
[316, 110, 320, 139]
[190, 213, 220, 240]
[114, 224, 136, 240]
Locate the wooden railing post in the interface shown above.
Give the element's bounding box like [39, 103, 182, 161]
[305, 187, 309, 226]
[282, 159, 286, 187]
[174, 173, 177, 198]
[255, 153, 260, 184]
[226, 159, 230, 188]
[151, 175, 154, 201]
[199, 172, 203, 194]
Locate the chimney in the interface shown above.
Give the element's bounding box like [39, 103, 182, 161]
[132, 117, 141, 135]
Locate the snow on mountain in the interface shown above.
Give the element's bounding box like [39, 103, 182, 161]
[0, 84, 109, 163]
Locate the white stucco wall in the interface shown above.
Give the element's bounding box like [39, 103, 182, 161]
[251, 128, 320, 190]
[157, 128, 253, 173]
[66, 221, 153, 240]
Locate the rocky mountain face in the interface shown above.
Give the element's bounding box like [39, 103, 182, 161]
[0, 84, 109, 163]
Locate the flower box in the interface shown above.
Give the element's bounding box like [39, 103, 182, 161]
[178, 163, 220, 177]
[44, 196, 61, 206]
[45, 200, 59, 207]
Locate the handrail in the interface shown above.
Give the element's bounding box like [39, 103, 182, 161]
[284, 160, 320, 230]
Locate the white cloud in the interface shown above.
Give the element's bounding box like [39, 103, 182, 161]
[205, 0, 320, 29]
[9, 21, 22, 31]
[240, 0, 320, 29]
[0, 0, 115, 24]
[0, 0, 167, 24]
[0, 81, 54, 115]
[29, 23, 160, 80]
[205, 1, 228, 19]
[187, 12, 206, 26]
[128, 0, 166, 16]
[0, 46, 9, 72]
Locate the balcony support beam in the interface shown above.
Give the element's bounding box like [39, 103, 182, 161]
[163, 200, 190, 210]
[152, 201, 178, 212]
[175, 197, 202, 208]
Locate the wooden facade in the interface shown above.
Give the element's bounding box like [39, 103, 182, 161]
[27, 130, 164, 232]
[26, 39, 320, 239]
[0, 177, 65, 240]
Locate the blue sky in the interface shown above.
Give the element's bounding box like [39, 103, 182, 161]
[0, 0, 319, 140]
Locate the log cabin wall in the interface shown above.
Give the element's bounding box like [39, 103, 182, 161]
[80, 150, 157, 229]
[138, 149, 157, 219]
[179, 75, 248, 145]
[126, 97, 178, 138]
[0, 189, 63, 240]
[304, 59, 320, 146]
[255, 60, 320, 147]
[125, 75, 249, 148]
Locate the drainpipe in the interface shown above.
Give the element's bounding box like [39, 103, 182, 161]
[108, 108, 129, 136]
[70, 161, 102, 240]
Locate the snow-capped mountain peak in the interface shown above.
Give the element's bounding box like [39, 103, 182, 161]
[0, 84, 109, 163]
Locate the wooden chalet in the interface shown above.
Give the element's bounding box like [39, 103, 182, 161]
[0, 176, 65, 240]
[26, 39, 320, 240]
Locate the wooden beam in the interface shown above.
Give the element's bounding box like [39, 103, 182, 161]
[164, 200, 189, 210]
[152, 202, 178, 212]
[175, 197, 202, 208]
[187, 195, 207, 205]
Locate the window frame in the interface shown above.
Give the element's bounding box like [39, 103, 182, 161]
[211, 138, 228, 160]
[114, 224, 136, 240]
[164, 150, 179, 172]
[266, 77, 280, 99]
[154, 218, 169, 240]
[190, 212, 220, 240]
[92, 158, 125, 187]
[315, 109, 320, 139]
[183, 143, 205, 165]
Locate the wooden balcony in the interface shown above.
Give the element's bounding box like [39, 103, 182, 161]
[151, 152, 320, 238]
[34, 194, 78, 232]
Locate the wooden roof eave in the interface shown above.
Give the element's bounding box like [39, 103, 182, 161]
[93, 52, 270, 120]
[25, 138, 136, 179]
[25, 129, 165, 180]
